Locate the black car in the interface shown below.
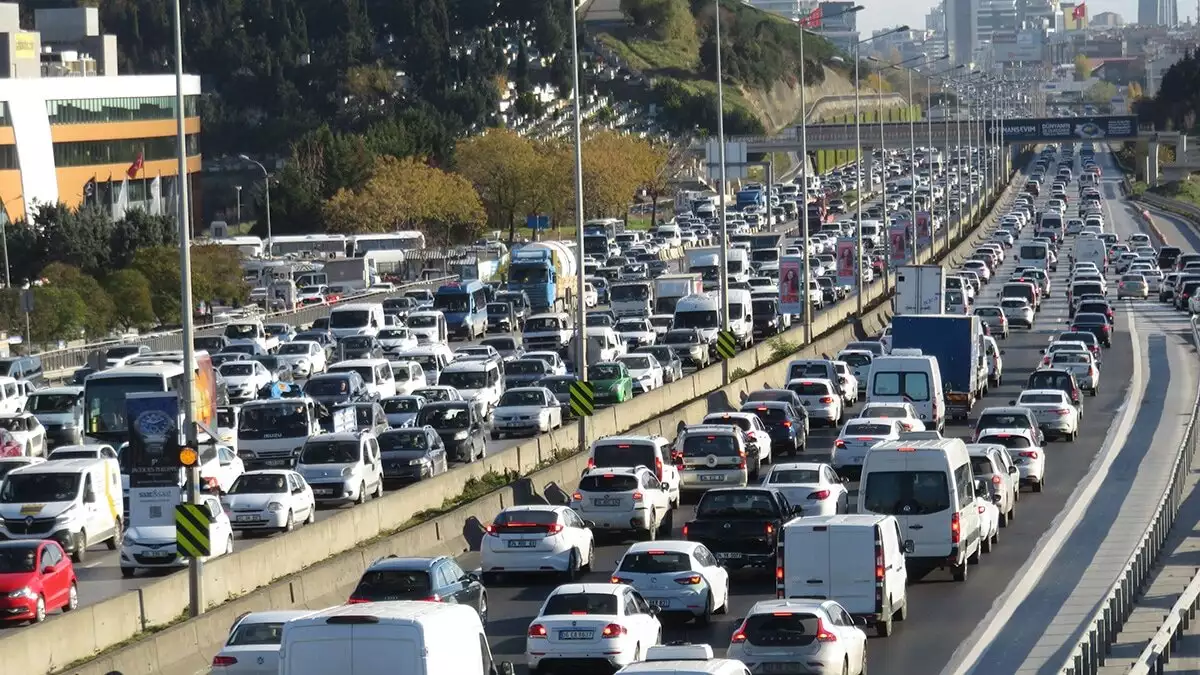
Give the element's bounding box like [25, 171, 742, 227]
[348, 555, 487, 623]
[1075, 301, 1113, 324]
[304, 371, 372, 408]
[1026, 368, 1082, 408]
[504, 358, 552, 389]
[752, 298, 784, 338]
[539, 375, 580, 417]
[486, 301, 517, 333]
[415, 401, 486, 462]
[495, 290, 531, 327]
[194, 336, 230, 354]
[378, 427, 448, 483]
[1070, 312, 1112, 348]
[740, 400, 809, 456]
[480, 336, 524, 361]
[338, 335, 384, 360]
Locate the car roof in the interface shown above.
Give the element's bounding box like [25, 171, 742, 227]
[624, 540, 699, 555]
[366, 555, 448, 571]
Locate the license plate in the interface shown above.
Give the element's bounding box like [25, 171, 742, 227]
[507, 540, 536, 548]
[648, 599, 671, 608]
[235, 515, 258, 522]
[264, 459, 290, 467]
[558, 630, 594, 640]
[715, 551, 743, 560]
[143, 551, 172, 558]
[761, 665, 805, 674]
[1015, 458, 1029, 465]
[700, 474, 724, 482]
[503, 422, 524, 428]
[592, 498, 622, 507]
[314, 489, 333, 496]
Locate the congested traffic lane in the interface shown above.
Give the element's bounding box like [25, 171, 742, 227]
[461, 151, 1146, 675]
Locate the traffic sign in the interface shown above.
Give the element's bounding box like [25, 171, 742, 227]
[569, 380, 595, 417]
[175, 503, 211, 558]
[716, 330, 738, 360]
[19, 289, 33, 314]
[526, 214, 550, 230]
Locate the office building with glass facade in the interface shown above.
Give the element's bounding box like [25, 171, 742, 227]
[0, 73, 202, 222]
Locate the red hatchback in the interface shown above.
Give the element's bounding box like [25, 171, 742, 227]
[0, 540, 78, 624]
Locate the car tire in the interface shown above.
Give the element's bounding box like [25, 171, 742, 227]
[306, 506, 317, 524]
[65, 582, 79, 612]
[31, 595, 45, 624]
[71, 531, 87, 563]
[355, 483, 367, 505]
[1033, 480, 1044, 493]
[107, 519, 121, 551]
[982, 532, 993, 554]
[563, 549, 581, 581]
[952, 560, 968, 582]
[696, 591, 713, 626]
[121, 566, 135, 579]
[283, 511, 295, 533]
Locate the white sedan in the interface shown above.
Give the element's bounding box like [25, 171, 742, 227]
[979, 429, 1046, 493]
[0, 412, 46, 457]
[617, 354, 665, 394]
[973, 476, 1001, 554]
[610, 541, 730, 623]
[856, 401, 925, 430]
[490, 387, 564, 439]
[615, 318, 657, 349]
[1015, 389, 1081, 442]
[274, 340, 327, 378]
[728, 599, 867, 675]
[526, 583, 662, 672]
[832, 361, 859, 406]
[219, 361, 275, 402]
[832, 418, 907, 477]
[759, 462, 850, 516]
[213, 610, 311, 674]
[121, 494, 234, 578]
[481, 505, 595, 581]
[221, 470, 316, 534]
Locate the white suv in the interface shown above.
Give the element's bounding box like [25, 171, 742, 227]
[570, 466, 672, 538]
[294, 431, 385, 505]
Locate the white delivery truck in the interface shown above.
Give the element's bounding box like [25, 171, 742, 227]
[236, 398, 352, 470]
[1074, 235, 1108, 273]
[686, 247, 721, 292]
[610, 281, 653, 317]
[894, 265, 946, 315]
[652, 274, 704, 314]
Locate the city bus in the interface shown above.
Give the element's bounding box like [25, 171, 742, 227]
[82, 353, 218, 446]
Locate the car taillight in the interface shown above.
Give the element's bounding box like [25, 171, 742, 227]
[978, 505, 988, 514]
[1055, 408, 1071, 414]
[587, 458, 595, 469]
[212, 656, 238, 667]
[834, 439, 845, 448]
[1021, 451, 1039, 459]
[547, 524, 564, 535]
[816, 618, 838, 642]
[654, 457, 663, 481]
[632, 491, 644, 502]
[782, 420, 792, 428]
[571, 492, 582, 502]
[528, 623, 548, 638]
[485, 525, 499, 536]
[611, 576, 631, 584]
[808, 489, 831, 500]
[419, 594, 442, 602]
[347, 597, 370, 604]
[682, 524, 689, 538]
[820, 396, 834, 403]
[731, 621, 749, 643]
[675, 575, 703, 585]
[991, 475, 1001, 485]
[601, 623, 627, 638]
[951, 512, 961, 544]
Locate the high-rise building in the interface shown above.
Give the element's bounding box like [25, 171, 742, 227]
[1139, 0, 1179, 25]
[978, 0, 1019, 40]
[814, 2, 860, 53]
[927, 5, 946, 31]
[944, 0, 979, 65]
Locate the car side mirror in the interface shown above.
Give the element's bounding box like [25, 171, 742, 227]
[42, 565, 54, 574]
[791, 505, 803, 516]
[992, 493, 1003, 504]
[582, 520, 596, 528]
[648, 605, 661, 615]
[902, 540, 915, 554]
[841, 476, 850, 484]
[853, 616, 872, 626]
[1008, 400, 1016, 406]
[1009, 466, 1018, 475]
[84, 489, 96, 503]
[1000, 350, 1006, 355]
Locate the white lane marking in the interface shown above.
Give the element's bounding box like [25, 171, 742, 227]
[939, 176, 1148, 675]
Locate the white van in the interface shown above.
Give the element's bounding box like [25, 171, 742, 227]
[397, 345, 454, 386]
[0, 457, 123, 562]
[858, 438, 982, 581]
[0, 376, 26, 414]
[726, 288, 755, 348]
[1017, 241, 1051, 272]
[278, 601, 509, 675]
[328, 359, 397, 400]
[867, 354, 946, 432]
[328, 302, 386, 339]
[438, 357, 504, 417]
[1075, 236, 1108, 274]
[778, 514, 909, 636]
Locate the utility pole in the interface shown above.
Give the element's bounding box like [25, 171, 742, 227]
[569, 0, 588, 454]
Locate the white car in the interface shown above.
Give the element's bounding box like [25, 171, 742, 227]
[998, 297, 1035, 328]
[1047, 350, 1100, 395]
[120, 494, 234, 578]
[855, 402, 925, 430]
[615, 318, 657, 350]
[786, 378, 843, 427]
[972, 477, 1002, 554]
[759, 462, 850, 516]
[727, 599, 867, 675]
[1015, 389, 1081, 442]
[570, 466, 672, 538]
[979, 429, 1045, 493]
[376, 327, 419, 355]
[526, 583, 662, 672]
[1129, 233, 1152, 248]
[221, 470, 316, 534]
[836, 349, 873, 396]
[274, 340, 327, 378]
[618, 353, 665, 394]
[526, 351, 569, 376]
[832, 361, 859, 406]
[701, 411, 773, 469]
[213, 610, 312, 674]
[219, 360, 275, 403]
[610, 541, 730, 623]
[0, 412, 46, 457]
[584, 283, 598, 308]
[832, 418, 906, 477]
[490, 387, 564, 439]
[481, 505, 595, 581]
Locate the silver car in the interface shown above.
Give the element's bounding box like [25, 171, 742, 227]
[999, 298, 1035, 329]
[973, 306, 1010, 338]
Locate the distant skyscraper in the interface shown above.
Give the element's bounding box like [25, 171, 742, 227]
[945, 0, 979, 65]
[1139, 0, 1179, 25]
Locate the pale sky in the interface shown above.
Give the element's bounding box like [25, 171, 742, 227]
[857, 0, 1195, 34]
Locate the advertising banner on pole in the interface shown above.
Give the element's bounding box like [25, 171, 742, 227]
[125, 392, 183, 488]
[779, 255, 805, 315]
[916, 211, 932, 249]
[129, 485, 179, 528]
[888, 224, 907, 266]
[836, 237, 857, 287]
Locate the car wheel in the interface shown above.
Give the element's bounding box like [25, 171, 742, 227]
[563, 549, 581, 581]
[283, 511, 295, 533]
[31, 595, 45, 624]
[65, 582, 79, 612]
[982, 531, 993, 553]
[107, 519, 121, 550]
[696, 591, 713, 626]
[355, 482, 367, 505]
[306, 505, 317, 524]
[952, 560, 969, 581]
[71, 531, 87, 563]
[1033, 480, 1044, 493]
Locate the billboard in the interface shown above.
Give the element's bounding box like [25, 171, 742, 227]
[194, 352, 218, 437]
[779, 255, 805, 315]
[916, 211, 933, 249]
[989, 115, 1138, 143]
[836, 237, 857, 287]
[888, 225, 907, 266]
[128, 485, 179, 528]
[125, 392, 183, 488]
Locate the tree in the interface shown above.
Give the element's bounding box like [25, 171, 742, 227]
[580, 131, 659, 218]
[866, 72, 892, 93]
[105, 269, 157, 330]
[131, 246, 184, 325]
[1074, 54, 1092, 81]
[1127, 81, 1144, 100]
[191, 245, 250, 305]
[41, 263, 114, 339]
[1084, 80, 1118, 107]
[27, 286, 88, 346]
[641, 139, 683, 226]
[456, 129, 543, 243]
[109, 209, 176, 269]
[29, 204, 114, 278]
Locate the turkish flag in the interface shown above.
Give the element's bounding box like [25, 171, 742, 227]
[126, 152, 144, 179]
[1072, 3, 1086, 20]
[802, 6, 822, 28]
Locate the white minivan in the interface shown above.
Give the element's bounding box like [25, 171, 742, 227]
[0, 457, 123, 562]
[857, 438, 983, 582]
[778, 514, 909, 636]
[328, 359, 398, 400]
[278, 601, 511, 675]
[328, 302, 386, 339]
[867, 354, 946, 433]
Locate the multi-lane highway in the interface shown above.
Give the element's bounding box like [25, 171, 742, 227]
[138, 146, 1200, 675]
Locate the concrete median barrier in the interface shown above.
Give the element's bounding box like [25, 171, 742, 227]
[30, 182, 1017, 675]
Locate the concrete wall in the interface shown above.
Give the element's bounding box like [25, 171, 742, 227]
[19, 170, 1028, 675]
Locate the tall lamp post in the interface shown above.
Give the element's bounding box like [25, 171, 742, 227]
[798, 3, 862, 342]
[234, 185, 242, 227]
[714, 0, 730, 355]
[852, 25, 907, 315]
[568, 0, 588, 453]
[239, 155, 272, 257]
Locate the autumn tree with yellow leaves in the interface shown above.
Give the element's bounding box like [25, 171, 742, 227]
[322, 156, 486, 246]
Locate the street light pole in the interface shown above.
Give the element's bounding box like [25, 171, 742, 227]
[239, 155, 272, 257]
[568, 0, 588, 454]
[235, 185, 242, 227]
[715, 0, 730, 354]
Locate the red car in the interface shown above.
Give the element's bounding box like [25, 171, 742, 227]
[0, 540, 78, 623]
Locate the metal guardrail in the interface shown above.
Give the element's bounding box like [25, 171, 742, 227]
[1055, 315, 1200, 675]
[35, 276, 460, 375]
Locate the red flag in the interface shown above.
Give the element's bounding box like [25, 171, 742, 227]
[1072, 3, 1086, 20]
[802, 6, 822, 28]
[126, 152, 144, 179]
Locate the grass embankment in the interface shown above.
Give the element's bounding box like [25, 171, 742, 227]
[1151, 178, 1200, 206]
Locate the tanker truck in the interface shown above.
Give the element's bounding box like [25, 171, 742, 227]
[507, 241, 578, 313]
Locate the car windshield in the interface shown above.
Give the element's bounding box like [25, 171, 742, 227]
[377, 329, 409, 340]
[617, 551, 692, 573]
[378, 430, 430, 453]
[619, 356, 652, 370]
[592, 364, 622, 380]
[543, 593, 619, 616]
[26, 393, 77, 414]
[239, 403, 309, 438]
[229, 473, 288, 494]
[382, 398, 421, 413]
[277, 343, 311, 355]
[506, 361, 545, 375]
[304, 377, 352, 396]
[0, 545, 37, 572]
[499, 390, 546, 407]
[227, 620, 287, 647]
[419, 406, 472, 429]
[665, 331, 698, 344]
[0, 472, 80, 503]
[696, 490, 778, 517]
[863, 471, 951, 515]
[438, 371, 486, 390]
[220, 363, 256, 377]
[615, 320, 648, 333]
[767, 469, 820, 483]
[299, 441, 360, 464]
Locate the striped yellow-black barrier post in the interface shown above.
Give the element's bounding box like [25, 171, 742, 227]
[175, 502, 212, 558]
[716, 330, 738, 361]
[569, 380, 595, 418]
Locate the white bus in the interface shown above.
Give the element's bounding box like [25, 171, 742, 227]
[211, 236, 264, 258]
[83, 354, 218, 446]
[269, 234, 347, 258]
[349, 232, 427, 255]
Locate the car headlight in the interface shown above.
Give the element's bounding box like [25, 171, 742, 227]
[61, 422, 77, 430]
[267, 502, 284, 512]
[341, 466, 355, 477]
[408, 457, 429, 466]
[122, 533, 137, 547]
[453, 431, 469, 440]
[54, 507, 77, 524]
[8, 587, 35, 600]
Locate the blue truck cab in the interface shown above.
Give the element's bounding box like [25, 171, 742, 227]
[507, 249, 559, 313]
[890, 314, 985, 420]
[433, 280, 489, 340]
[736, 188, 766, 212]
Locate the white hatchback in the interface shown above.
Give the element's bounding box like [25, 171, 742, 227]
[526, 583, 663, 672]
[727, 599, 868, 675]
[785, 378, 843, 427]
[482, 505, 596, 581]
[570, 466, 672, 538]
[610, 541, 730, 623]
[979, 429, 1046, 493]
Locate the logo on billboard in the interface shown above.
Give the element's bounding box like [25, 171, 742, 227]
[778, 255, 805, 315]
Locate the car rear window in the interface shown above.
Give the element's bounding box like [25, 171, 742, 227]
[491, 509, 559, 533]
[696, 490, 778, 517]
[871, 372, 931, 401]
[227, 621, 287, 646]
[704, 415, 752, 431]
[352, 570, 432, 601]
[579, 474, 639, 492]
[970, 457, 995, 476]
[745, 406, 787, 423]
[788, 363, 830, 379]
[979, 434, 1033, 449]
[742, 612, 822, 647]
[1020, 394, 1063, 404]
[681, 434, 739, 457]
[862, 471, 950, 515]
[861, 405, 908, 418]
[767, 469, 820, 484]
[617, 552, 692, 573]
[843, 423, 892, 436]
[1028, 372, 1072, 390]
[591, 443, 655, 470]
[788, 381, 832, 396]
[976, 413, 1028, 429]
[543, 593, 619, 615]
[840, 353, 871, 367]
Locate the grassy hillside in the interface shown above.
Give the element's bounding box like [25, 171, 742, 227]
[593, 0, 848, 135]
